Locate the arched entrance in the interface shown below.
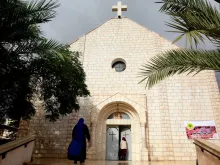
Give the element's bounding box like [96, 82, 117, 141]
[92, 101, 141, 161]
[106, 112, 131, 160]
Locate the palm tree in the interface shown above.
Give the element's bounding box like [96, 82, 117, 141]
[0, 0, 89, 123]
[140, 0, 220, 88]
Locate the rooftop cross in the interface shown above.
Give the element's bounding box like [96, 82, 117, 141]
[112, 1, 127, 18]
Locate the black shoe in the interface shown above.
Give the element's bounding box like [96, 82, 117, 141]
[80, 160, 85, 164]
[74, 160, 77, 164]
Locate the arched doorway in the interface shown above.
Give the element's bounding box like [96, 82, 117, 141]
[106, 112, 132, 161]
[93, 101, 141, 161]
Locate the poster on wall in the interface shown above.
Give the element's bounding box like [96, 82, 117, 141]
[184, 120, 219, 139]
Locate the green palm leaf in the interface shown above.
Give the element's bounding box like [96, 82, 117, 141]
[140, 49, 220, 88]
[26, 0, 60, 23]
[0, 0, 90, 122]
[140, 0, 220, 89]
[156, 0, 220, 47]
[0, 0, 59, 43]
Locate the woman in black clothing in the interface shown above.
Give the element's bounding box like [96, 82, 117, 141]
[72, 118, 90, 164]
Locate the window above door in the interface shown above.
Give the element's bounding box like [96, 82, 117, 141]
[107, 112, 130, 119]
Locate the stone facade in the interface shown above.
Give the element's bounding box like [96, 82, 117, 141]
[26, 17, 220, 161]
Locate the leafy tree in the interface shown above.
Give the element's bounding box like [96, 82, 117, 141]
[0, 0, 89, 123]
[140, 0, 220, 88]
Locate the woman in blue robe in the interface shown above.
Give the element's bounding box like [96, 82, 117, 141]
[72, 118, 90, 164]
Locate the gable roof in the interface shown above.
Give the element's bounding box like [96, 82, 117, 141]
[70, 17, 180, 48]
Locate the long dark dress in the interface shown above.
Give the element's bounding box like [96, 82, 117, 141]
[72, 124, 90, 161]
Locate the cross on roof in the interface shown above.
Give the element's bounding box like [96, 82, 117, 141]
[112, 1, 127, 18]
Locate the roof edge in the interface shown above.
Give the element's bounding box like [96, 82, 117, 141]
[125, 17, 182, 48]
[69, 17, 182, 48]
[69, 17, 116, 45]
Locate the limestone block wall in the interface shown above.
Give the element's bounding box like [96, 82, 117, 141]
[70, 35, 86, 63]
[147, 72, 220, 161]
[215, 72, 220, 90]
[27, 98, 93, 158]
[18, 120, 29, 138]
[70, 18, 220, 161]
[70, 18, 165, 95]
[26, 17, 220, 160]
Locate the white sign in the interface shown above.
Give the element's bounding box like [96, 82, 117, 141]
[184, 120, 219, 139]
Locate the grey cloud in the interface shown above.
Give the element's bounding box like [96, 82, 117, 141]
[39, 0, 218, 49]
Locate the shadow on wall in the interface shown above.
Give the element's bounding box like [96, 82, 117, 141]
[28, 97, 94, 159]
[145, 109, 151, 161]
[215, 71, 220, 90]
[32, 115, 77, 158]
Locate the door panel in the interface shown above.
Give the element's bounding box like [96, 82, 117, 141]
[106, 127, 119, 160]
[120, 127, 132, 160]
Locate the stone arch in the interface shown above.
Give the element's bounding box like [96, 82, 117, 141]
[90, 93, 146, 124]
[98, 101, 140, 122]
[91, 101, 142, 161]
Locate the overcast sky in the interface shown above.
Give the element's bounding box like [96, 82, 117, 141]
[40, 0, 219, 49]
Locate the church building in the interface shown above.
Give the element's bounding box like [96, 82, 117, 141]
[26, 1, 220, 161]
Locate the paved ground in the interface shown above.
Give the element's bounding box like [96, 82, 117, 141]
[32, 159, 196, 165]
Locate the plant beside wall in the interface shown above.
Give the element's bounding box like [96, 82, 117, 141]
[0, 0, 90, 138]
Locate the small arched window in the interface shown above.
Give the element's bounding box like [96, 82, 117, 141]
[112, 61, 126, 72]
[112, 59, 126, 72]
[107, 112, 130, 119]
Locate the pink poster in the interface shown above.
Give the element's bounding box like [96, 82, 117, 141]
[184, 120, 219, 139]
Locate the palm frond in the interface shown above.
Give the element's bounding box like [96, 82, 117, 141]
[26, 0, 60, 23]
[31, 39, 67, 60]
[0, 0, 90, 121]
[157, 0, 217, 16]
[0, 0, 59, 43]
[157, 0, 220, 47]
[139, 49, 220, 88]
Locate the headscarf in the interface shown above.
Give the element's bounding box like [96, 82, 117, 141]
[74, 118, 84, 142]
[122, 137, 126, 141]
